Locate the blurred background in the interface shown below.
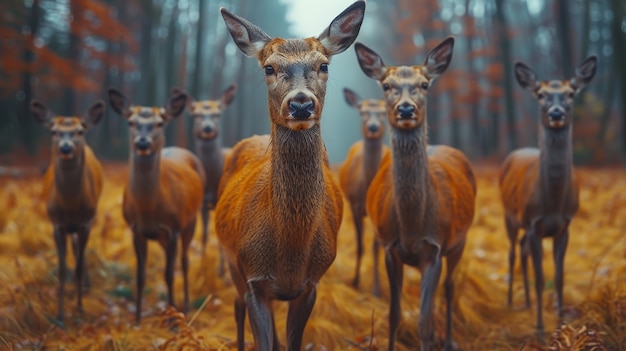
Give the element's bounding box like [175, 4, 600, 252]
[0, 0, 624, 166]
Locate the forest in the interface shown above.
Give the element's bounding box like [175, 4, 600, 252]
[1, 0, 626, 350]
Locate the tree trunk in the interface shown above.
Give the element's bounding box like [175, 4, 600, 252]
[63, 0, 82, 115]
[610, 0, 626, 164]
[139, 0, 154, 104]
[191, 0, 206, 99]
[556, 0, 574, 77]
[18, 0, 41, 154]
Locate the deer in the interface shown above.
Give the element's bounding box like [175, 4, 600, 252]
[214, 1, 365, 350]
[500, 56, 598, 335]
[172, 84, 237, 277]
[355, 37, 477, 351]
[107, 89, 205, 324]
[30, 99, 105, 324]
[338, 88, 390, 297]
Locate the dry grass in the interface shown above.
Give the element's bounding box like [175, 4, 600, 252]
[0, 163, 625, 350]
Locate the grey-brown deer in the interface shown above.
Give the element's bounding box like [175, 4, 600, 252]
[172, 84, 237, 277]
[107, 89, 205, 324]
[356, 37, 477, 351]
[31, 99, 105, 324]
[500, 56, 597, 334]
[338, 88, 389, 297]
[215, 1, 365, 350]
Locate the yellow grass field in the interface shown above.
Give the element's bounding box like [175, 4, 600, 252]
[0, 163, 625, 350]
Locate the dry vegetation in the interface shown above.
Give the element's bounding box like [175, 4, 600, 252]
[0, 163, 625, 350]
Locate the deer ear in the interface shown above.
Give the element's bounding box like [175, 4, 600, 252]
[317, 0, 365, 55]
[221, 8, 271, 58]
[343, 88, 360, 108]
[167, 91, 188, 119]
[221, 84, 237, 107]
[514, 61, 539, 93]
[423, 36, 455, 80]
[108, 88, 131, 118]
[30, 99, 53, 126]
[570, 55, 598, 95]
[354, 42, 387, 81]
[84, 100, 105, 127]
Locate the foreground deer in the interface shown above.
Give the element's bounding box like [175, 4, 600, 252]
[215, 2, 364, 350]
[173, 84, 237, 277]
[338, 88, 389, 296]
[107, 89, 205, 324]
[500, 56, 597, 334]
[356, 37, 476, 351]
[31, 99, 105, 324]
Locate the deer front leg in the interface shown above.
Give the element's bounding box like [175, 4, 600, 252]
[54, 225, 67, 323]
[133, 232, 148, 324]
[372, 238, 381, 297]
[505, 215, 517, 307]
[351, 204, 365, 289]
[520, 234, 531, 308]
[527, 225, 545, 336]
[72, 225, 91, 315]
[418, 238, 442, 351]
[164, 230, 179, 308]
[553, 222, 570, 326]
[246, 279, 275, 351]
[201, 194, 210, 255]
[385, 246, 404, 351]
[286, 283, 317, 351]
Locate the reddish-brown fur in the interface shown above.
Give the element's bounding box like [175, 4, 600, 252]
[338, 88, 390, 296]
[500, 56, 597, 334]
[356, 37, 476, 351]
[31, 100, 105, 324]
[107, 90, 205, 324]
[215, 2, 365, 350]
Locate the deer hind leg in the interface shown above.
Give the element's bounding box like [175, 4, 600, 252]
[228, 262, 248, 351]
[54, 225, 68, 323]
[527, 225, 545, 336]
[164, 231, 179, 309]
[505, 215, 518, 307]
[201, 194, 210, 256]
[133, 232, 148, 324]
[372, 238, 381, 298]
[286, 283, 317, 351]
[553, 221, 570, 326]
[181, 219, 196, 313]
[72, 225, 91, 315]
[351, 203, 365, 289]
[246, 279, 275, 351]
[520, 234, 531, 308]
[443, 241, 465, 351]
[385, 246, 404, 351]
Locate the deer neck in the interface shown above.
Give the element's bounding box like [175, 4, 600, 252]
[538, 125, 573, 208]
[391, 126, 431, 244]
[195, 136, 224, 185]
[363, 137, 384, 187]
[128, 151, 161, 201]
[270, 124, 326, 236]
[53, 150, 85, 199]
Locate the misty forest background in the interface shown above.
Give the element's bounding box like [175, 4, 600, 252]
[0, 0, 625, 166]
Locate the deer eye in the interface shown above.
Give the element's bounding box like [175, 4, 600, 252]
[537, 93, 545, 100]
[264, 65, 275, 75]
[320, 63, 328, 73]
[76, 130, 84, 136]
[421, 82, 429, 90]
[567, 91, 575, 98]
[156, 122, 164, 128]
[128, 121, 134, 127]
[382, 83, 391, 91]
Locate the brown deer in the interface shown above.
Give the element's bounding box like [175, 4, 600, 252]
[500, 56, 597, 334]
[338, 88, 390, 297]
[31, 99, 105, 324]
[215, 1, 365, 350]
[172, 84, 237, 277]
[356, 37, 477, 351]
[107, 89, 205, 324]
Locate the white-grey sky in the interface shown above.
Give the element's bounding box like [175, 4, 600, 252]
[283, 0, 360, 38]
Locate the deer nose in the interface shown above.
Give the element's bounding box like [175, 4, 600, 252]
[368, 124, 379, 133]
[549, 110, 564, 120]
[59, 144, 72, 155]
[203, 125, 213, 133]
[397, 104, 415, 118]
[289, 93, 314, 119]
[135, 137, 150, 151]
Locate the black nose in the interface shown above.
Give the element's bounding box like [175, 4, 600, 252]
[368, 124, 379, 133]
[549, 110, 564, 120]
[397, 104, 415, 118]
[59, 144, 72, 155]
[136, 138, 150, 150]
[203, 125, 213, 133]
[289, 93, 314, 119]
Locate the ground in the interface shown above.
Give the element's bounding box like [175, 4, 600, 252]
[0, 163, 625, 350]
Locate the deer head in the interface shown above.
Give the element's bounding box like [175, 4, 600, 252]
[343, 87, 387, 139]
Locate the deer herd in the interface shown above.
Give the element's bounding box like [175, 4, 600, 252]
[30, 1, 599, 350]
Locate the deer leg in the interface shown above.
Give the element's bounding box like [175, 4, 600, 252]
[372, 238, 381, 298]
[385, 247, 404, 351]
[505, 215, 517, 307]
[201, 194, 210, 256]
[286, 284, 317, 351]
[418, 241, 443, 351]
[520, 234, 531, 308]
[133, 233, 148, 324]
[246, 279, 274, 351]
[553, 224, 570, 326]
[73, 226, 90, 315]
[527, 227, 545, 336]
[351, 204, 364, 289]
[181, 219, 196, 313]
[164, 231, 179, 308]
[444, 242, 465, 351]
[54, 225, 67, 323]
[229, 262, 248, 351]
